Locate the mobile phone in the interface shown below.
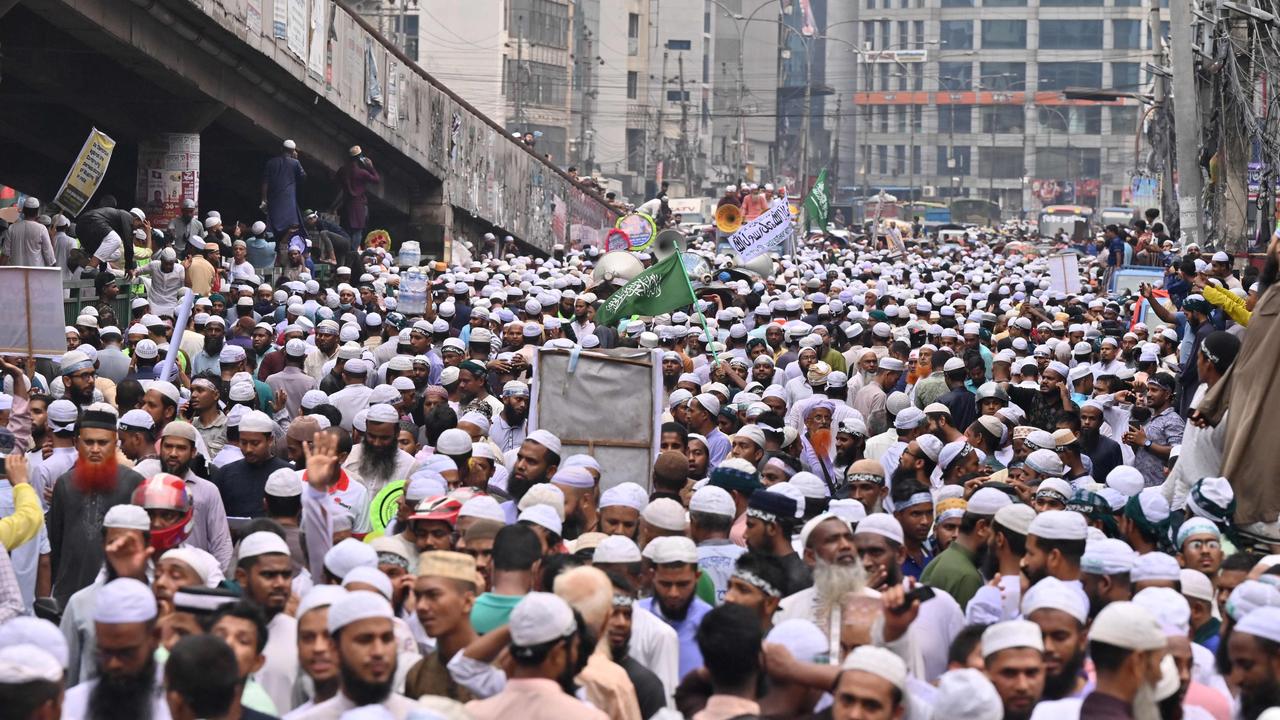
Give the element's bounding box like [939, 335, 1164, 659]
[894, 584, 935, 613]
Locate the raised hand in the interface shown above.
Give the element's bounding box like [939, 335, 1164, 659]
[4, 453, 29, 486]
[302, 430, 341, 490]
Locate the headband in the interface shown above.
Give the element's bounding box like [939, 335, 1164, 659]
[60, 359, 94, 376]
[901, 492, 934, 510]
[847, 472, 885, 486]
[733, 570, 781, 598]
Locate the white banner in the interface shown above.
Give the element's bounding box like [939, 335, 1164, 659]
[0, 268, 69, 358]
[1046, 253, 1082, 295]
[726, 202, 793, 262]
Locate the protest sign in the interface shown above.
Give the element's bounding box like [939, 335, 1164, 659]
[53, 128, 115, 215]
[616, 212, 656, 251]
[0, 267, 68, 358]
[726, 202, 793, 262]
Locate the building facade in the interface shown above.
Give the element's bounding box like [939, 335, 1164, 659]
[839, 0, 1163, 216]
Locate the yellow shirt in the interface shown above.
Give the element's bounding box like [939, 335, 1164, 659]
[0, 484, 42, 550]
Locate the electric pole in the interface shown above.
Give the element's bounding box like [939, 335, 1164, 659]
[1149, 0, 1178, 235]
[1168, 0, 1203, 247]
[513, 14, 525, 133]
[799, 35, 812, 192]
[678, 52, 691, 193]
[832, 95, 842, 192]
[578, 29, 595, 175]
[653, 51, 668, 196]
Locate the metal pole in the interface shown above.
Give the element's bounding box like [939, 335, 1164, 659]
[1169, 0, 1203, 246]
[800, 33, 812, 191]
[514, 14, 524, 132]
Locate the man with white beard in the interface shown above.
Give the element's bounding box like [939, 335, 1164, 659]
[1030, 601, 1169, 720]
[773, 513, 867, 634]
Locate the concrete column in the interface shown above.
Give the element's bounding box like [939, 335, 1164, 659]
[408, 181, 450, 259]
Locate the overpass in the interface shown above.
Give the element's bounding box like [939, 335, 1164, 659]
[0, 0, 617, 254]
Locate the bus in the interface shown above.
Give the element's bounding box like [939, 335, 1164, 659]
[948, 198, 1001, 226]
[902, 201, 951, 228]
[1039, 205, 1093, 240]
[1098, 206, 1137, 227]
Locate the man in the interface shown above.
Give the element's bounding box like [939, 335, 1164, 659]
[981, 620, 1046, 720]
[1078, 402, 1123, 486]
[921, 487, 1010, 610]
[1029, 601, 1168, 720]
[890, 481, 934, 580]
[342, 404, 417, 494]
[551, 466, 598, 541]
[636, 537, 712, 681]
[135, 248, 185, 317]
[187, 378, 227, 457]
[30, 399, 78, 504]
[854, 358, 906, 437]
[165, 198, 204, 256]
[937, 357, 977, 434]
[598, 483, 646, 540]
[405, 551, 478, 701]
[328, 359, 374, 430]
[551, 567, 643, 720]
[60, 351, 99, 407]
[1226, 606, 1280, 720]
[510, 430, 562, 502]
[774, 513, 861, 632]
[1080, 538, 1136, 619]
[744, 489, 810, 596]
[48, 404, 144, 606]
[688, 485, 745, 604]
[846, 459, 888, 515]
[723, 552, 786, 631]
[1123, 372, 1182, 488]
[603, 573, 669, 719]
[0, 642, 64, 720]
[207, 601, 276, 717]
[1021, 577, 1090, 700]
[471, 524, 540, 634]
[690, 603, 766, 720]
[265, 339, 316, 418]
[458, 361, 502, 418]
[61, 578, 168, 720]
[2, 196, 55, 267]
[164, 634, 273, 720]
[210, 411, 289, 518]
[234, 531, 297, 712]
[135, 421, 233, 569]
[490, 381, 529, 454]
[1021, 511, 1088, 606]
[288, 590, 418, 719]
[464, 592, 608, 720]
[191, 317, 228, 376]
[292, 585, 345, 713]
[832, 645, 909, 720]
[686, 394, 729, 469]
[71, 204, 142, 272]
[261, 139, 306, 238]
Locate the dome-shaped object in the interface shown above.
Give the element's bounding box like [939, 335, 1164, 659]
[591, 251, 645, 286]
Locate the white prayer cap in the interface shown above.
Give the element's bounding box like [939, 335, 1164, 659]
[732, 425, 766, 449]
[342, 566, 394, 600]
[829, 499, 867, 525]
[691, 392, 721, 416]
[0, 644, 62, 683]
[161, 547, 224, 588]
[1235, 606, 1280, 644]
[789, 472, 830, 500]
[643, 536, 699, 564]
[297, 585, 348, 619]
[435, 428, 473, 455]
[593, 535, 642, 564]
[1021, 577, 1087, 624]
[916, 434, 943, 462]
[841, 646, 906, 691]
[0, 618, 68, 668]
[327, 590, 394, 634]
[766, 619, 828, 665]
[550, 467, 595, 489]
[93, 578, 157, 624]
[1082, 538, 1138, 575]
[239, 410, 275, 434]
[1025, 449, 1064, 476]
[968, 487, 1013, 516]
[366, 404, 399, 425]
[1028, 510, 1088, 541]
[668, 388, 693, 408]
[518, 484, 565, 520]
[690, 485, 736, 517]
[642, 498, 687, 531]
[1133, 488, 1170, 524]
[932, 669, 1002, 720]
[509, 592, 577, 647]
[103, 503, 150, 531]
[458, 495, 505, 523]
[1090, 601, 1166, 650]
[982, 620, 1045, 657]
[600, 482, 649, 512]
[1180, 569, 1215, 604]
[239, 531, 291, 560]
[324, 537, 379, 579]
[265, 467, 303, 497]
[855, 512, 904, 545]
[526, 429, 562, 456]
[561, 455, 601, 475]
[1226, 580, 1280, 621]
[1132, 586, 1191, 634]
[519, 504, 563, 536]
[1106, 466, 1145, 497]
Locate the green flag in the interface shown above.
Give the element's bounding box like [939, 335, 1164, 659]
[804, 168, 830, 233]
[596, 251, 696, 328]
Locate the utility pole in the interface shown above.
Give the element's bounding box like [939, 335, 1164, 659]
[653, 51, 668, 195]
[678, 52, 691, 193]
[1148, 0, 1178, 236]
[799, 35, 812, 192]
[1219, 16, 1251, 251]
[513, 14, 525, 133]
[578, 29, 595, 175]
[832, 95, 842, 192]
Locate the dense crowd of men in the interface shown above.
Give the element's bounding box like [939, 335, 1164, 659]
[0, 152, 1279, 720]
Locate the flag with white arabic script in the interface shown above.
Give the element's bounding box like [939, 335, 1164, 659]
[595, 252, 696, 328]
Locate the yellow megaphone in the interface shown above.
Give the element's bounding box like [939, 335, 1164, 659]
[716, 203, 743, 233]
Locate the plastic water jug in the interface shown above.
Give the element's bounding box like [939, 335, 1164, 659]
[397, 241, 421, 269]
[397, 268, 428, 315]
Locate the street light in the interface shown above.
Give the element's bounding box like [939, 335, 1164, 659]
[708, 0, 778, 177]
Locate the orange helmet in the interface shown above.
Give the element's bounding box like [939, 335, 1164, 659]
[131, 473, 194, 551]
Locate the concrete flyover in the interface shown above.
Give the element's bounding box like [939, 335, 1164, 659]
[0, 0, 616, 254]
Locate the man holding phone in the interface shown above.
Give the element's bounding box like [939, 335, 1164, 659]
[1123, 372, 1182, 488]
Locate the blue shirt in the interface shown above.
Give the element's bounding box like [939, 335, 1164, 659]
[637, 595, 713, 681]
[703, 428, 731, 469]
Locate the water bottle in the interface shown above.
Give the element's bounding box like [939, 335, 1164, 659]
[398, 268, 428, 315]
[397, 241, 420, 269]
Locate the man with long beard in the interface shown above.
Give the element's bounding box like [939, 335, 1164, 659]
[48, 404, 144, 606]
[921, 487, 1011, 610]
[190, 315, 227, 376]
[773, 513, 866, 635]
[1030, 602, 1169, 720]
[1021, 577, 1090, 700]
[1225, 606, 1280, 720]
[132, 421, 233, 570]
[341, 404, 417, 494]
[289, 590, 418, 718]
[833, 416, 867, 479]
[60, 350, 99, 408]
[489, 381, 529, 455]
[509, 430, 562, 503]
[61, 578, 168, 720]
[1020, 511, 1089, 610]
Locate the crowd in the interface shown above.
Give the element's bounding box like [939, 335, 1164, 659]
[0, 147, 1278, 720]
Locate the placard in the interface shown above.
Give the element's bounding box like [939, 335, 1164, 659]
[726, 202, 793, 262]
[53, 128, 116, 215]
[1045, 253, 1082, 295]
[615, 212, 655, 251]
[0, 268, 69, 358]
